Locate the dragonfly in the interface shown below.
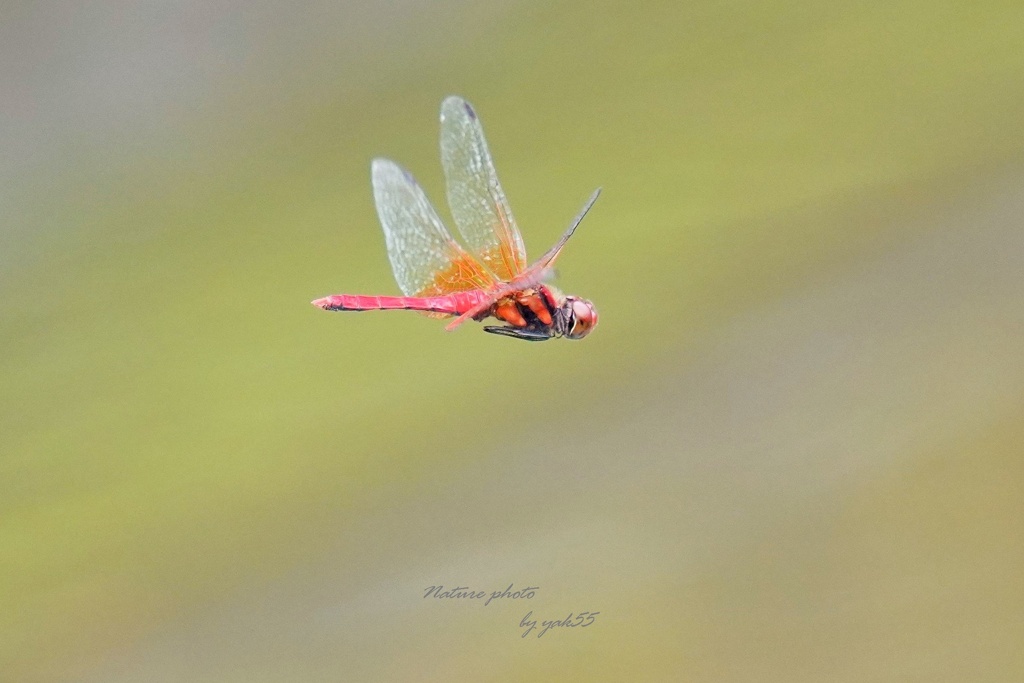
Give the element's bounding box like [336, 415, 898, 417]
[311, 96, 599, 342]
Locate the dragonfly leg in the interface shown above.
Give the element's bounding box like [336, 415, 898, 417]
[483, 325, 552, 341]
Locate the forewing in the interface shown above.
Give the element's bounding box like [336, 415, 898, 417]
[527, 188, 601, 273]
[372, 159, 495, 297]
[440, 96, 527, 282]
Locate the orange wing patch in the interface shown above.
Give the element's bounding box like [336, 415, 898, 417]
[490, 204, 526, 281]
[415, 251, 495, 297]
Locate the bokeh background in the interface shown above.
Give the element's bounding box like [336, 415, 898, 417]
[3, 1, 1023, 681]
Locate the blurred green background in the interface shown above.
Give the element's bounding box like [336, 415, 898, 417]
[3, 0, 1023, 680]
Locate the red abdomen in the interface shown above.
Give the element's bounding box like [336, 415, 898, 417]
[311, 291, 489, 315]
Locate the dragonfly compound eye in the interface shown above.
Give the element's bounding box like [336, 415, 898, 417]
[565, 297, 598, 339]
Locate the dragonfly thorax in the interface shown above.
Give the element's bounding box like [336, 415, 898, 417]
[479, 286, 595, 341]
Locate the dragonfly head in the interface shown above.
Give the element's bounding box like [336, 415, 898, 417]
[559, 296, 598, 340]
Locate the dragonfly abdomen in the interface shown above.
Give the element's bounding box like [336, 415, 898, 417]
[312, 292, 484, 315]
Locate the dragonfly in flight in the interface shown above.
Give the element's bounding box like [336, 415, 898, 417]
[312, 96, 599, 341]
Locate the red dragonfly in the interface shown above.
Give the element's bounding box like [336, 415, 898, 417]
[312, 96, 599, 342]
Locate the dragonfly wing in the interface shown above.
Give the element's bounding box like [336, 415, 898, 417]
[440, 96, 527, 282]
[372, 158, 496, 297]
[526, 187, 602, 274]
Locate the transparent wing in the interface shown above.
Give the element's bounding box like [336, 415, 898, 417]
[440, 96, 527, 282]
[372, 158, 495, 297]
[526, 188, 601, 273]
